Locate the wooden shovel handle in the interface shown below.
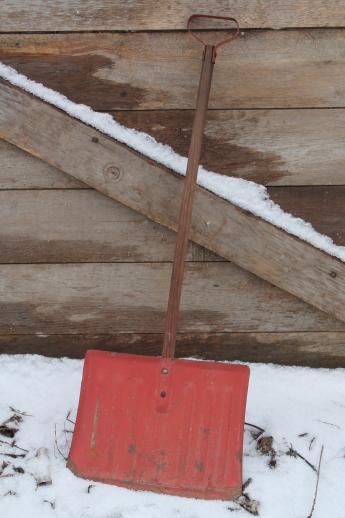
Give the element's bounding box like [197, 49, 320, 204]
[162, 45, 214, 359]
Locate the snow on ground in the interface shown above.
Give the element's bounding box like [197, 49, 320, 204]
[1, 62, 345, 262]
[0, 355, 344, 518]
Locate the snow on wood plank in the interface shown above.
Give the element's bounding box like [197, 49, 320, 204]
[1, 0, 345, 31]
[113, 109, 345, 187]
[1, 80, 345, 324]
[4, 104, 345, 187]
[1, 63, 345, 259]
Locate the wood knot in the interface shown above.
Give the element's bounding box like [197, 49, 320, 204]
[103, 164, 122, 182]
[330, 271, 337, 279]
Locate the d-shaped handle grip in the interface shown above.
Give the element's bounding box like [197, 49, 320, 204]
[187, 14, 240, 61]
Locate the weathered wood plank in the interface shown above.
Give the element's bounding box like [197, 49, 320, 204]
[268, 186, 345, 245]
[1, 1, 345, 31]
[0, 189, 211, 263]
[2, 80, 345, 323]
[1, 332, 345, 368]
[2, 30, 345, 109]
[0, 263, 342, 334]
[4, 104, 345, 188]
[1, 187, 345, 263]
[0, 139, 85, 189]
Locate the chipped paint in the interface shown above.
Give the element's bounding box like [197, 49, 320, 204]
[90, 399, 99, 450]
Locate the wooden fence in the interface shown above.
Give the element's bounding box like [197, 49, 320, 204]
[1, 1, 345, 366]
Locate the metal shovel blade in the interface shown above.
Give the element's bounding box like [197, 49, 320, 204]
[68, 350, 249, 500]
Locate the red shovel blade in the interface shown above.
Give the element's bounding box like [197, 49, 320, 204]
[68, 350, 249, 500]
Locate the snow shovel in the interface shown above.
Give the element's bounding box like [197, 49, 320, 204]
[68, 14, 249, 501]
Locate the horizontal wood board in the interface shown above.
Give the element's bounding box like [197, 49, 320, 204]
[0, 140, 85, 189]
[1, 187, 345, 263]
[1, 30, 345, 109]
[0, 332, 344, 368]
[1, 1, 345, 31]
[0, 262, 342, 334]
[0, 189, 215, 263]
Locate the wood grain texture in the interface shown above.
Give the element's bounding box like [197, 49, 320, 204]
[1, 1, 345, 31]
[0, 262, 342, 335]
[2, 80, 345, 324]
[4, 104, 345, 188]
[1, 187, 345, 263]
[0, 189, 213, 263]
[1, 332, 345, 368]
[268, 186, 345, 245]
[0, 139, 85, 189]
[2, 30, 345, 109]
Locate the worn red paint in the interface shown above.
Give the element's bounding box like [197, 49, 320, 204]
[68, 350, 249, 500]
